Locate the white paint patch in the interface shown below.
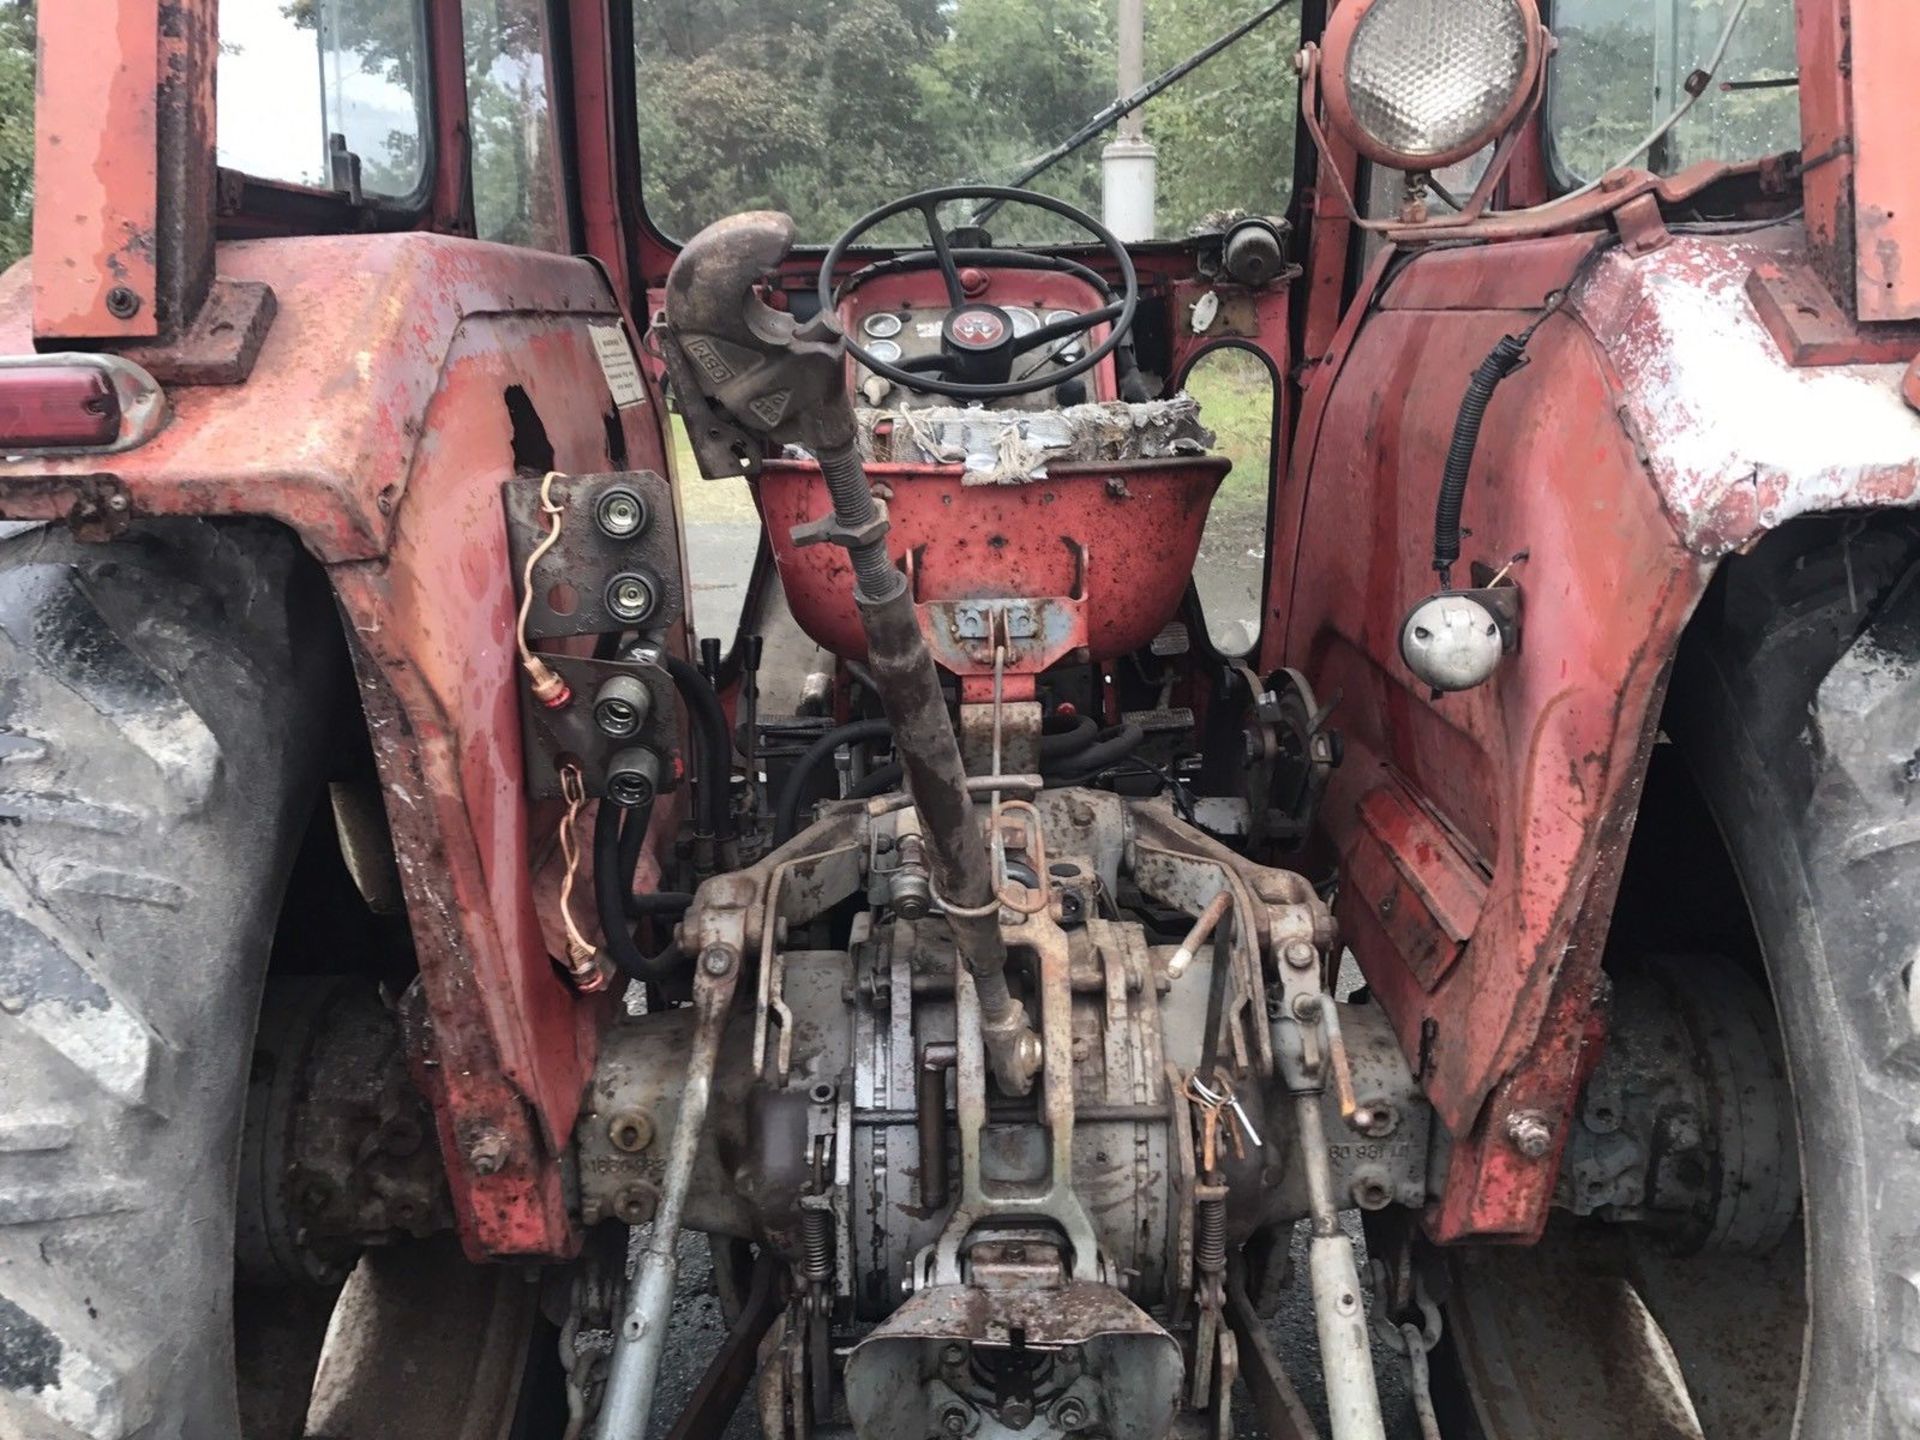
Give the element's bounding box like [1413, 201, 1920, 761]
[1576, 236, 1920, 554]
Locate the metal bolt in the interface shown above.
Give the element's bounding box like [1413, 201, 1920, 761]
[466, 1127, 510, 1175]
[1504, 1109, 1554, 1159]
[105, 286, 141, 319]
[1292, 993, 1324, 1022]
[1282, 939, 1317, 971]
[941, 1343, 966, 1367]
[614, 1182, 659, 1224]
[607, 1109, 654, 1153]
[1053, 1396, 1089, 1429]
[106, 493, 129, 513]
[1000, 1399, 1034, 1429]
[1360, 1102, 1398, 1138]
[701, 944, 736, 977]
[939, 1404, 969, 1435]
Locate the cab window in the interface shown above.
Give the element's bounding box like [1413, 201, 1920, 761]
[1548, 0, 1799, 184]
[463, 0, 571, 249]
[217, 0, 431, 201]
[631, 0, 1300, 243]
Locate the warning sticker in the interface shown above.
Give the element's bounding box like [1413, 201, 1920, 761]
[590, 322, 648, 409]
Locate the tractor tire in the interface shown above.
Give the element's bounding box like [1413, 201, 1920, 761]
[1431, 520, 1920, 1440]
[0, 519, 340, 1440]
[1665, 522, 1920, 1439]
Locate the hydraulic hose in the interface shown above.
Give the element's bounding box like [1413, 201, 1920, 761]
[1043, 722, 1145, 780]
[772, 717, 895, 845]
[665, 654, 735, 841]
[610, 801, 692, 917]
[835, 715, 1095, 807]
[1432, 334, 1529, 587]
[1039, 711, 1098, 759]
[593, 799, 692, 984]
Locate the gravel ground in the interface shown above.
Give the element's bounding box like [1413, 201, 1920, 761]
[638, 1217, 1420, 1439]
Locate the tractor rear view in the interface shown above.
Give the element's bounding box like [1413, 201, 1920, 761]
[1, 2, 1917, 1440]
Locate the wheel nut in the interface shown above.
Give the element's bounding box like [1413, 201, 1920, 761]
[595, 486, 649, 540]
[1053, 1396, 1089, 1429]
[1504, 1109, 1554, 1159]
[939, 1403, 969, 1435]
[604, 570, 660, 625]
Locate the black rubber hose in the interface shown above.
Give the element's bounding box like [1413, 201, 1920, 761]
[611, 803, 693, 915]
[848, 761, 904, 799]
[665, 654, 735, 840]
[1043, 722, 1145, 780]
[772, 718, 894, 845]
[1039, 712, 1098, 759]
[593, 799, 692, 983]
[1433, 333, 1530, 585]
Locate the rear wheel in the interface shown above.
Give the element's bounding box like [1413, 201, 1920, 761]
[0, 521, 553, 1439]
[1432, 520, 1920, 1439]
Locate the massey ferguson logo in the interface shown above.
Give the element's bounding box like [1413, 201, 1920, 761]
[950, 310, 1006, 347]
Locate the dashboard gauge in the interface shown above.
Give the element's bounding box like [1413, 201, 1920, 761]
[1005, 307, 1040, 338]
[865, 338, 902, 363]
[862, 312, 904, 339]
[1043, 308, 1080, 328]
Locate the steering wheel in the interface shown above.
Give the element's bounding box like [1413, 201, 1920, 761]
[818, 185, 1140, 403]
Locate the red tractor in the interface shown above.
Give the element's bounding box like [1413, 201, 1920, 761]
[1, 1, 1916, 1437]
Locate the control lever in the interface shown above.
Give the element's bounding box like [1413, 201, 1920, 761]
[659, 218, 1043, 1080]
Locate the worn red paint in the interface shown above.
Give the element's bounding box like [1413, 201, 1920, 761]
[33, 0, 164, 339]
[0, 234, 673, 1257]
[1850, 0, 1920, 321]
[1274, 222, 1920, 1240]
[755, 457, 1225, 673]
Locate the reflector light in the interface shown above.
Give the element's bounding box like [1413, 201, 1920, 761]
[0, 355, 165, 454]
[0, 368, 121, 448]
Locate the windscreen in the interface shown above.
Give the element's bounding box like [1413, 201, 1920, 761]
[632, 0, 1300, 243]
[1548, 0, 1799, 183]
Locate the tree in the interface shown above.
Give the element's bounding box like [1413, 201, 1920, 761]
[0, 0, 34, 272]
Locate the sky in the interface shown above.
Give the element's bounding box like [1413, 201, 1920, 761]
[216, 0, 420, 194]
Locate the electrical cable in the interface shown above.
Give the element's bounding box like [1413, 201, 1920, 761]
[1431, 237, 1619, 586]
[1514, 0, 1754, 211]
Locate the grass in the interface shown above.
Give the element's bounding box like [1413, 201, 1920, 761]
[1182, 348, 1276, 514]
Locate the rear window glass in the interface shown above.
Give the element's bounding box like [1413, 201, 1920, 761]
[217, 0, 431, 201]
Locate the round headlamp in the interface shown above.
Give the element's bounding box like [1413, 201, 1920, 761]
[1322, 0, 1543, 170]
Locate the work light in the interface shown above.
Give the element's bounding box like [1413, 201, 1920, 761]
[1321, 0, 1544, 170]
